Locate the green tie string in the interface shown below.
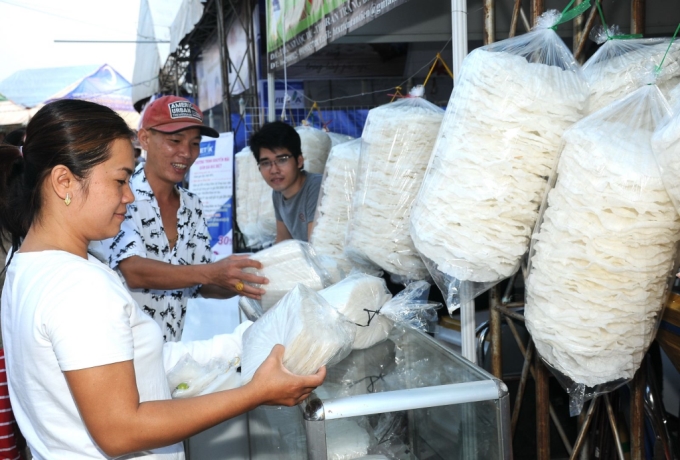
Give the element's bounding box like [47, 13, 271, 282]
[550, 0, 592, 30]
[655, 22, 680, 76]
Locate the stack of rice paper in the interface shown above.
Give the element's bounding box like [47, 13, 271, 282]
[240, 284, 355, 383]
[653, 86, 680, 212]
[410, 11, 588, 312]
[310, 139, 363, 274]
[583, 25, 680, 115]
[346, 86, 445, 281]
[243, 240, 333, 310]
[296, 125, 332, 174]
[234, 146, 276, 248]
[525, 85, 679, 409]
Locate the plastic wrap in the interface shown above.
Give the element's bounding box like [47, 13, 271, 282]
[327, 419, 371, 460]
[240, 284, 356, 383]
[166, 354, 241, 398]
[327, 131, 355, 147]
[238, 296, 264, 321]
[234, 146, 277, 248]
[310, 139, 364, 275]
[583, 26, 680, 115]
[244, 240, 333, 310]
[296, 124, 332, 174]
[653, 86, 680, 213]
[525, 85, 679, 413]
[669, 82, 680, 107]
[345, 86, 445, 281]
[319, 275, 441, 350]
[410, 11, 588, 313]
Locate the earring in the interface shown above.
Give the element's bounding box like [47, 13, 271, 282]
[64, 193, 71, 206]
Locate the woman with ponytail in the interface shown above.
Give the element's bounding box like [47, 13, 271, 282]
[0, 100, 324, 459]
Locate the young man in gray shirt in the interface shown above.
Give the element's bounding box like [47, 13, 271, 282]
[250, 122, 322, 242]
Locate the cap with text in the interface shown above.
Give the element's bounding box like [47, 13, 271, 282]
[141, 95, 219, 138]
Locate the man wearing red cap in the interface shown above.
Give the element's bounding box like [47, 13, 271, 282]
[92, 96, 267, 341]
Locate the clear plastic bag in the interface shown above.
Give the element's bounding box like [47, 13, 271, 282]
[326, 131, 355, 147]
[310, 139, 366, 275]
[583, 25, 680, 115]
[296, 124, 332, 174]
[525, 84, 679, 414]
[234, 146, 277, 249]
[326, 419, 371, 460]
[166, 354, 241, 398]
[240, 284, 356, 383]
[244, 240, 333, 310]
[238, 296, 264, 322]
[410, 11, 588, 313]
[345, 86, 445, 282]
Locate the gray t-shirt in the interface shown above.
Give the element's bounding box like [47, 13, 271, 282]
[273, 172, 323, 242]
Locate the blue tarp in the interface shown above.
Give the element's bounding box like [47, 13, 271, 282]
[49, 65, 135, 112]
[0, 64, 100, 108]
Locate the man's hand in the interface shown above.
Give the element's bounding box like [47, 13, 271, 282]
[247, 344, 326, 406]
[206, 255, 268, 299]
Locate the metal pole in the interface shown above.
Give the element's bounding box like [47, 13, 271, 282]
[451, 0, 468, 85]
[631, 366, 645, 460]
[511, 339, 534, 435]
[574, 5, 598, 62]
[631, 0, 645, 35]
[461, 300, 477, 364]
[267, 72, 276, 122]
[604, 394, 626, 460]
[215, 0, 232, 132]
[490, 287, 502, 378]
[570, 397, 600, 460]
[535, 353, 550, 460]
[509, 0, 522, 38]
[572, 0, 584, 59]
[483, 0, 495, 45]
[531, 0, 544, 26]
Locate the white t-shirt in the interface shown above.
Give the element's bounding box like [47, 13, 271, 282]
[0, 250, 247, 460]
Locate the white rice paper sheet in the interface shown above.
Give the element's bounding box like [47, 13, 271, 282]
[526, 85, 679, 391]
[410, 11, 588, 312]
[296, 125, 332, 174]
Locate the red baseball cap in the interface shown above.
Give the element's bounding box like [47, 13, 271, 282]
[141, 95, 219, 138]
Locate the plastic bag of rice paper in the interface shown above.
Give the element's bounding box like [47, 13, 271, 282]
[669, 82, 680, 107]
[166, 354, 241, 398]
[243, 240, 334, 311]
[345, 86, 445, 282]
[653, 86, 680, 212]
[326, 131, 355, 147]
[410, 10, 589, 313]
[240, 284, 356, 383]
[319, 275, 441, 350]
[525, 84, 679, 415]
[310, 139, 371, 275]
[582, 25, 680, 115]
[296, 124, 332, 174]
[234, 146, 277, 249]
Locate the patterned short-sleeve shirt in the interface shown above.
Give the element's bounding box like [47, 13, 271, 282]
[91, 163, 214, 341]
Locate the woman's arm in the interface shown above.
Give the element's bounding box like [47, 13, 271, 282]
[64, 344, 324, 458]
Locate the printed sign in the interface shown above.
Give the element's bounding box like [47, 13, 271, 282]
[189, 132, 234, 260]
[266, 0, 411, 70]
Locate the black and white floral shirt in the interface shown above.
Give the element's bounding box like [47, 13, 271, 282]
[90, 163, 214, 341]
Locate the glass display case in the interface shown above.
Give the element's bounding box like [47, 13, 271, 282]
[247, 326, 511, 459]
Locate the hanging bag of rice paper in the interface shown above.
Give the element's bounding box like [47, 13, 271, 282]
[582, 25, 680, 115]
[234, 146, 277, 249]
[525, 83, 678, 415]
[240, 284, 356, 383]
[410, 9, 589, 313]
[345, 86, 445, 283]
[296, 124, 332, 174]
[653, 90, 680, 213]
[326, 131, 355, 147]
[310, 139, 367, 275]
[243, 240, 334, 310]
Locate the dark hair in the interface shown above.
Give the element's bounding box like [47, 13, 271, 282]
[4, 128, 26, 147]
[249, 121, 302, 162]
[0, 145, 22, 255]
[0, 99, 134, 253]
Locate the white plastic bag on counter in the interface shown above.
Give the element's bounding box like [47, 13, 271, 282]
[240, 284, 356, 383]
[234, 146, 276, 248]
[345, 86, 445, 282]
[296, 124, 332, 174]
[244, 240, 333, 310]
[166, 354, 241, 398]
[582, 25, 680, 114]
[326, 131, 355, 147]
[525, 85, 679, 414]
[320, 275, 441, 350]
[410, 10, 588, 313]
[310, 139, 367, 275]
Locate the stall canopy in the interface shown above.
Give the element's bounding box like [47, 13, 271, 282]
[0, 93, 35, 127]
[131, 0, 201, 106]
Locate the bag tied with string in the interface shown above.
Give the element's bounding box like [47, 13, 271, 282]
[582, 24, 680, 115]
[410, 9, 589, 314]
[525, 83, 678, 415]
[345, 86, 445, 283]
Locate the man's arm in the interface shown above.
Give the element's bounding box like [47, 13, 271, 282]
[274, 220, 293, 244]
[118, 255, 266, 300]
